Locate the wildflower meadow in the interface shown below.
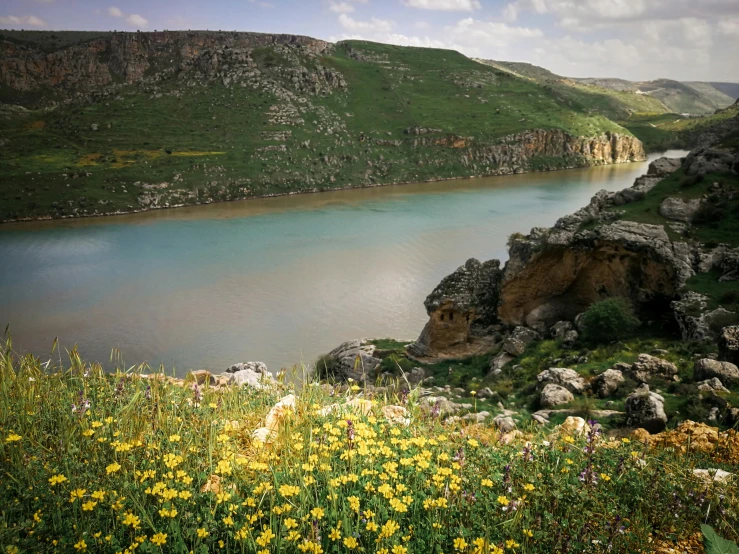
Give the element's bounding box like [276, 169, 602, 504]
[0, 340, 737, 553]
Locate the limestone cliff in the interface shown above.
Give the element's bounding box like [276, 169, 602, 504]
[411, 135, 739, 353]
[459, 129, 645, 174]
[0, 31, 331, 95]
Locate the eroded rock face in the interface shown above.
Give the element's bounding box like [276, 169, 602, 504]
[459, 129, 645, 174]
[500, 223, 688, 327]
[625, 384, 667, 432]
[409, 258, 502, 357]
[0, 31, 332, 94]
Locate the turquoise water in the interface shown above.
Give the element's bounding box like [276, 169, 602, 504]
[0, 152, 685, 375]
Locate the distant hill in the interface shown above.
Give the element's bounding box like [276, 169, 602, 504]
[0, 31, 646, 222]
[708, 82, 739, 100]
[578, 77, 735, 115]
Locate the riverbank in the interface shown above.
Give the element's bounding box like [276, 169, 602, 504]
[0, 155, 647, 226]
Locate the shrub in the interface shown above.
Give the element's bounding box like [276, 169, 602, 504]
[579, 298, 641, 344]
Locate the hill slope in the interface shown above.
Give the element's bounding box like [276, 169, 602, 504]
[0, 32, 645, 222]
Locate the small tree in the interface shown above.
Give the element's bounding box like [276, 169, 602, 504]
[580, 297, 640, 344]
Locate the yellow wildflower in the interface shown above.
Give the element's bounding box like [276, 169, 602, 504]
[151, 533, 167, 546]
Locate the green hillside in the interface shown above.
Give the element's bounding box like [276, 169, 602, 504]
[0, 35, 631, 221]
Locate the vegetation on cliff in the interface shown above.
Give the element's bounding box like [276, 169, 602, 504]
[0, 32, 645, 222]
[1, 340, 737, 553]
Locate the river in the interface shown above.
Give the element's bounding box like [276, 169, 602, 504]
[0, 151, 686, 375]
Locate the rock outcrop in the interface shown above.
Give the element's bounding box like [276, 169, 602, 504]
[409, 259, 502, 358]
[459, 129, 645, 174]
[0, 31, 332, 95]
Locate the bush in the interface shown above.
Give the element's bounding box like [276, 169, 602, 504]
[579, 298, 641, 344]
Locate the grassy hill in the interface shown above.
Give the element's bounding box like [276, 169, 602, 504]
[0, 33, 638, 222]
[578, 77, 735, 115]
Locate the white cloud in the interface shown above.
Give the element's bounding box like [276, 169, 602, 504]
[125, 14, 148, 28]
[414, 21, 431, 29]
[403, 0, 481, 11]
[329, 2, 355, 13]
[0, 14, 46, 27]
[446, 18, 543, 48]
[502, 2, 519, 21]
[718, 17, 739, 36]
[338, 13, 394, 33]
[106, 5, 148, 28]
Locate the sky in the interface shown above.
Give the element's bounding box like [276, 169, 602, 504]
[2, 0, 739, 82]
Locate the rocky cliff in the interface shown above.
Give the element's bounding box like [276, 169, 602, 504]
[0, 31, 331, 95]
[411, 121, 739, 354]
[0, 33, 647, 222]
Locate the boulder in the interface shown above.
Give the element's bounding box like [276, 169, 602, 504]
[502, 326, 540, 356]
[476, 387, 497, 399]
[405, 367, 425, 386]
[226, 362, 275, 389]
[696, 377, 729, 393]
[647, 157, 682, 176]
[420, 396, 470, 417]
[493, 414, 516, 433]
[659, 197, 701, 223]
[592, 368, 625, 398]
[550, 320, 573, 340]
[559, 416, 588, 436]
[537, 367, 586, 394]
[684, 147, 738, 176]
[718, 325, 739, 365]
[628, 354, 678, 383]
[489, 351, 515, 373]
[562, 330, 579, 347]
[381, 405, 410, 426]
[694, 358, 739, 385]
[692, 468, 734, 484]
[540, 384, 574, 408]
[264, 394, 296, 431]
[324, 339, 382, 382]
[187, 370, 216, 386]
[625, 384, 667, 432]
[462, 411, 490, 424]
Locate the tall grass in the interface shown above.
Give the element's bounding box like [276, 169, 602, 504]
[0, 338, 737, 553]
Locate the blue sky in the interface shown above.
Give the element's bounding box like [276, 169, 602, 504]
[2, 0, 739, 81]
